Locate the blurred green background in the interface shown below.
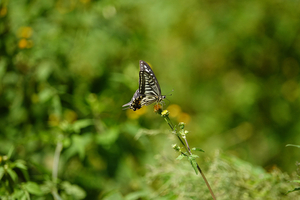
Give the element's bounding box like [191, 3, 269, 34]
[1, 0, 300, 199]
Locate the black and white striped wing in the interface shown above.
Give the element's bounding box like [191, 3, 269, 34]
[139, 60, 162, 95]
[139, 60, 166, 106]
[139, 71, 160, 106]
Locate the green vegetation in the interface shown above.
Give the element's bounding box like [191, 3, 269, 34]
[1, 0, 300, 199]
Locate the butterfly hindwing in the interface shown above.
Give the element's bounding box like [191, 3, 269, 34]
[122, 89, 145, 111]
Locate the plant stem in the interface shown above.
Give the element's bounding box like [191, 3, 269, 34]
[52, 141, 63, 200]
[161, 111, 216, 200]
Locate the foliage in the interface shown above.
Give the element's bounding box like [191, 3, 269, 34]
[286, 144, 300, 194]
[145, 152, 299, 200]
[1, 0, 300, 199]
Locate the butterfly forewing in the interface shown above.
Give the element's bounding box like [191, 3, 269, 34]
[139, 60, 165, 106]
[139, 60, 162, 94]
[139, 71, 160, 97]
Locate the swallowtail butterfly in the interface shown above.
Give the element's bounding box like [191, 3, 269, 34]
[122, 60, 166, 111]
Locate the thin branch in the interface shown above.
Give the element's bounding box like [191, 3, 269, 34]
[183, 137, 192, 153]
[159, 109, 216, 200]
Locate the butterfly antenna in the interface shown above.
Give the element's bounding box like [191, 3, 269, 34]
[166, 89, 174, 97]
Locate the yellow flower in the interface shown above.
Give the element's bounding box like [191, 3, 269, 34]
[18, 39, 34, 49]
[18, 39, 27, 49]
[161, 110, 169, 117]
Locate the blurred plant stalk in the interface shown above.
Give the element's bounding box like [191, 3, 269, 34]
[52, 141, 63, 200]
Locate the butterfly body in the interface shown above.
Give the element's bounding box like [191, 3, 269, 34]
[122, 89, 145, 111]
[122, 60, 165, 111]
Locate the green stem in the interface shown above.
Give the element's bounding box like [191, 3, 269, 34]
[160, 110, 216, 200]
[164, 115, 190, 153]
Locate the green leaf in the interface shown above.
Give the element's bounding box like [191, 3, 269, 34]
[287, 187, 300, 194]
[286, 144, 300, 148]
[39, 180, 54, 194]
[191, 147, 205, 152]
[72, 119, 93, 133]
[7, 168, 17, 182]
[7, 147, 14, 159]
[15, 160, 27, 170]
[39, 88, 55, 103]
[52, 95, 62, 117]
[12, 189, 27, 200]
[190, 154, 199, 159]
[61, 181, 86, 199]
[103, 190, 124, 200]
[24, 182, 43, 195]
[176, 154, 185, 160]
[0, 166, 5, 180]
[96, 127, 120, 146]
[188, 157, 198, 175]
[124, 191, 148, 200]
[63, 133, 92, 160]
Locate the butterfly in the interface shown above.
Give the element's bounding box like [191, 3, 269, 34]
[122, 60, 166, 111]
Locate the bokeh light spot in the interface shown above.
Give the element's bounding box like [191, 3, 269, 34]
[281, 80, 299, 102]
[167, 104, 182, 118]
[18, 39, 27, 49]
[18, 27, 33, 38]
[126, 106, 147, 119]
[103, 6, 116, 19]
[178, 112, 191, 124]
[0, 6, 7, 17]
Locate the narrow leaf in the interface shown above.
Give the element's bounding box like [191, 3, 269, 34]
[15, 160, 27, 170]
[176, 154, 185, 160]
[191, 160, 198, 175]
[286, 144, 300, 149]
[7, 168, 17, 182]
[7, 147, 14, 159]
[190, 154, 199, 159]
[188, 157, 198, 175]
[0, 166, 4, 180]
[287, 187, 300, 194]
[191, 147, 205, 152]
